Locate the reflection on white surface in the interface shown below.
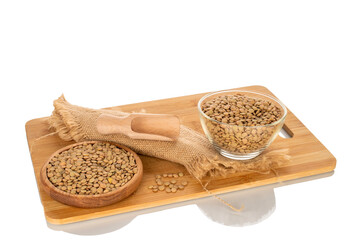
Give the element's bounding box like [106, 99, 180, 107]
[46, 171, 334, 235]
[196, 186, 276, 227]
[47, 211, 137, 235]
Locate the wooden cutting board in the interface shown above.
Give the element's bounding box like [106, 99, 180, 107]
[25, 85, 336, 224]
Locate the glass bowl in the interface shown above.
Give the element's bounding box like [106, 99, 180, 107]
[198, 90, 287, 160]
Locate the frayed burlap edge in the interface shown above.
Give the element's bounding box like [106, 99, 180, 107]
[185, 148, 290, 180]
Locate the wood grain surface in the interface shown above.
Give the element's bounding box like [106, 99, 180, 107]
[25, 85, 336, 224]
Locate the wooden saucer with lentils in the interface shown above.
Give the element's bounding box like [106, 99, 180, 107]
[40, 141, 143, 208]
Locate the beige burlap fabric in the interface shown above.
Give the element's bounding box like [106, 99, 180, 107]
[48, 95, 290, 179]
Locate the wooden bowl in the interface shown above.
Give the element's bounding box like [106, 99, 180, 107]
[40, 141, 143, 208]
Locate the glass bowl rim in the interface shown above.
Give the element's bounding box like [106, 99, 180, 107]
[197, 90, 288, 128]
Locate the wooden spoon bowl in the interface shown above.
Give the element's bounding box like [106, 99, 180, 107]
[40, 141, 143, 208]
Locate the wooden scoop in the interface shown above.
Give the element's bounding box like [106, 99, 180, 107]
[96, 113, 180, 141]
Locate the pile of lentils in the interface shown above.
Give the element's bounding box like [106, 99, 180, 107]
[148, 172, 188, 193]
[201, 94, 283, 153]
[46, 142, 138, 195]
[201, 94, 282, 126]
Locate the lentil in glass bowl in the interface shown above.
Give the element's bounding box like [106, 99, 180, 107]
[198, 90, 287, 160]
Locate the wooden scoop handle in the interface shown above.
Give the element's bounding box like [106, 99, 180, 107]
[96, 113, 180, 141]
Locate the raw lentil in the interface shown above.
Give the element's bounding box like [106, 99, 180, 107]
[46, 142, 137, 195]
[201, 94, 283, 153]
[148, 172, 188, 194]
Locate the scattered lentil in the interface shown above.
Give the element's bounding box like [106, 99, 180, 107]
[148, 172, 189, 194]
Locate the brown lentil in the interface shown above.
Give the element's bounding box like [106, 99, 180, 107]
[46, 142, 137, 195]
[201, 94, 283, 153]
[148, 172, 189, 194]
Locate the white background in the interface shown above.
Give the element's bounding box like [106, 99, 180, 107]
[1, 0, 359, 239]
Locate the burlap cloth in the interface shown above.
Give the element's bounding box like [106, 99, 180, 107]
[48, 95, 290, 179]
